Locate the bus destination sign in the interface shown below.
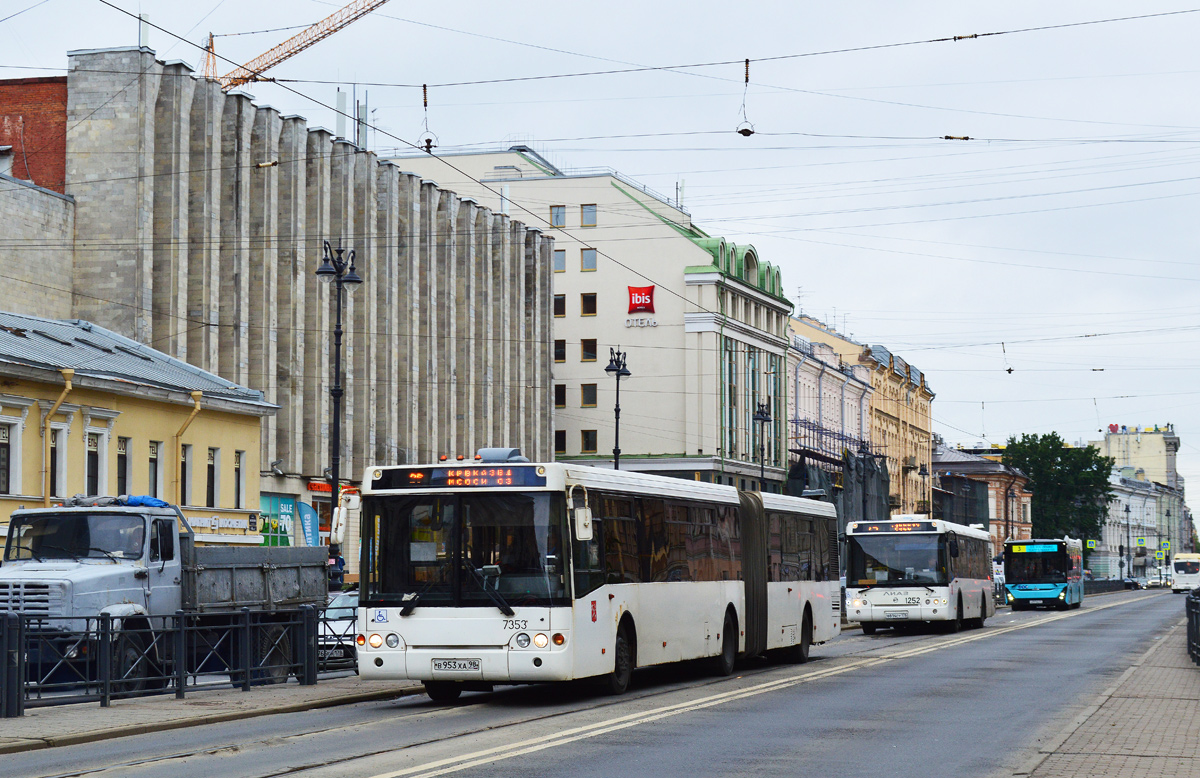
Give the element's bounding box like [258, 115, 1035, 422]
[854, 521, 935, 533]
[1010, 544, 1058, 553]
[372, 466, 547, 490]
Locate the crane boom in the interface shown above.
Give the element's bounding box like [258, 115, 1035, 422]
[218, 0, 391, 90]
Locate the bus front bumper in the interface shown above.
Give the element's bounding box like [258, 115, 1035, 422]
[846, 600, 953, 623]
[359, 644, 574, 683]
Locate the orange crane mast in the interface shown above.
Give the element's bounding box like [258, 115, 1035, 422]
[202, 0, 390, 90]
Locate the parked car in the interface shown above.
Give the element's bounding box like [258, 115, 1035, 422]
[1123, 577, 1143, 590]
[319, 592, 359, 672]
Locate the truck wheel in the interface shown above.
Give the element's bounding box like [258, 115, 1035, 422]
[424, 681, 462, 702]
[111, 631, 150, 695]
[254, 624, 292, 685]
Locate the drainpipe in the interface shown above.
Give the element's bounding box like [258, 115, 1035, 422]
[42, 369, 74, 507]
[839, 374, 850, 437]
[174, 391, 203, 506]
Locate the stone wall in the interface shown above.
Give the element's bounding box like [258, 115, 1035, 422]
[0, 169, 74, 319]
[57, 46, 552, 480]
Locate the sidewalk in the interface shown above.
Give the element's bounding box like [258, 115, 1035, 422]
[0, 676, 425, 755]
[1019, 619, 1199, 777]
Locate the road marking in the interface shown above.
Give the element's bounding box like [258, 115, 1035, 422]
[368, 592, 1160, 778]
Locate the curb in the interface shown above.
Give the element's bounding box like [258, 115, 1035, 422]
[0, 684, 427, 755]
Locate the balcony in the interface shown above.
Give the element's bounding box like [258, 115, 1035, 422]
[788, 418, 871, 465]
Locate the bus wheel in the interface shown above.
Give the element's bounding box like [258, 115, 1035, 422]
[861, 621, 877, 635]
[976, 595, 988, 629]
[424, 681, 462, 703]
[946, 598, 963, 633]
[712, 612, 737, 676]
[605, 622, 634, 695]
[797, 612, 812, 664]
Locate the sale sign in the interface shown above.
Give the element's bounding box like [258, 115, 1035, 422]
[628, 285, 655, 314]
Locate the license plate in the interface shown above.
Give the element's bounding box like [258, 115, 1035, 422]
[884, 611, 908, 620]
[319, 648, 346, 659]
[433, 658, 481, 672]
[1029, 599, 1043, 604]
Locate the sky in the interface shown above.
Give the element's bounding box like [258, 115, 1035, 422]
[4, 1, 1199, 503]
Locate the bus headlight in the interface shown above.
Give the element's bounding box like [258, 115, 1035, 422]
[368, 633, 384, 649]
[515, 633, 531, 648]
[552, 633, 566, 646]
[356, 634, 366, 646]
[533, 633, 549, 648]
[851, 599, 864, 607]
[1006, 593, 1014, 602]
[385, 633, 401, 648]
[1058, 591, 1066, 599]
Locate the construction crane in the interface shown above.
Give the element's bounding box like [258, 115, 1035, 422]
[202, 0, 391, 90]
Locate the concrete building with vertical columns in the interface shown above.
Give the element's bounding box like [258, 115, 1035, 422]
[0, 47, 553, 555]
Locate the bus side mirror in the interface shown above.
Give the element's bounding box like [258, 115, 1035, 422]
[574, 505, 594, 542]
[949, 540, 960, 558]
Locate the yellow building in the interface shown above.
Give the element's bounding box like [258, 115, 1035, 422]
[0, 312, 276, 543]
[789, 316, 935, 513]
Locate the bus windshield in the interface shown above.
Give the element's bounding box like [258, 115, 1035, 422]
[848, 534, 947, 586]
[362, 492, 568, 608]
[1006, 548, 1067, 584]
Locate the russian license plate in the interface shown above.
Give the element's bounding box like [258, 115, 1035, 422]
[319, 648, 346, 659]
[884, 611, 909, 620]
[433, 658, 481, 672]
[1029, 599, 1043, 605]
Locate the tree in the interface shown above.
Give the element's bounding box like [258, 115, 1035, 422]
[1002, 432, 1113, 543]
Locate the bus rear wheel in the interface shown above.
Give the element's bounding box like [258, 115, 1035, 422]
[712, 612, 737, 676]
[424, 681, 462, 703]
[860, 621, 877, 635]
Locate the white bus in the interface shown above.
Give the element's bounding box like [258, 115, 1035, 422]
[845, 516, 994, 634]
[1172, 553, 1200, 593]
[355, 453, 840, 701]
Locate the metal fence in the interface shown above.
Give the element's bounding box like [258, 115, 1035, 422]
[0, 605, 354, 717]
[1187, 589, 1199, 667]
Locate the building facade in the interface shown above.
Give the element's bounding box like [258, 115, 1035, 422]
[0, 49, 553, 553]
[785, 334, 872, 481]
[932, 442, 1033, 549]
[391, 147, 794, 489]
[0, 312, 273, 543]
[789, 316, 935, 513]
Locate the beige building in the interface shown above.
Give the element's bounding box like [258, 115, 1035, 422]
[789, 316, 935, 513]
[0, 311, 274, 542]
[392, 147, 794, 489]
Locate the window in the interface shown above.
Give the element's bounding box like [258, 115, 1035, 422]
[580, 383, 597, 407]
[234, 451, 244, 509]
[206, 448, 218, 508]
[554, 430, 567, 455]
[49, 428, 64, 498]
[581, 429, 598, 453]
[116, 437, 129, 496]
[180, 444, 192, 505]
[581, 339, 597, 361]
[554, 384, 566, 408]
[550, 205, 565, 227]
[148, 441, 161, 499]
[553, 294, 566, 317]
[0, 425, 10, 495]
[581, 204, 597, 227]
[554, 339, 566, 362]
[86, 433, 100, 496]
[150, 518, 175, 562]
[580, 293, 597, 316]
[553, 249, 566, 272]
[581, 248, 597, 271]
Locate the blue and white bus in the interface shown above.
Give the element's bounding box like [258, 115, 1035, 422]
[1003, 537, 1083, 610]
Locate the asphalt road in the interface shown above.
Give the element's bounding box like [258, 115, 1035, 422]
[2, 589, 1185, 778]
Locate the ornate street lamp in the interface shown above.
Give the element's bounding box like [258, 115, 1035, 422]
[605, 348, 631, 470]
[753, 400, 771, 490]
[315, 240, 362, 505]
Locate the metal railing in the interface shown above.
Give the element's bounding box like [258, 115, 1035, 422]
[1187, 588, 1199, 667]
[0, 606, 327, 717]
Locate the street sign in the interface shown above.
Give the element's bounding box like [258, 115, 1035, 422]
[1086, 539, 1097, 549]
[1161, 540, 1171, 551]
[1155, 551, 1165, 560]
[1136, 537, 1146, 547]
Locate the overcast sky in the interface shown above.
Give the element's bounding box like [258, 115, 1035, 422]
[5, 1, 1199, 502]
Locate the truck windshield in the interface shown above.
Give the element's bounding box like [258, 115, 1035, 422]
[4, 513, 145, 562]
[847, 533, 947, 586]
[1005, 548, 1068, 584]
[362, 492, 568, 609]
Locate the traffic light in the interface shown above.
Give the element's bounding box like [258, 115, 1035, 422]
[1165, 554, 1170, 566]
[1119, 544, 1125, 556]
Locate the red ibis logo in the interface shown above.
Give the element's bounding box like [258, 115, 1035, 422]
[628, 285, 655, 314]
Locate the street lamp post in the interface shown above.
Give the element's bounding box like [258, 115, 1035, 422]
[315, 240, 362, 504]
[1124, 503, 1132, 578]
[752, 401, 771, 491]
[605, 348, 630, 470]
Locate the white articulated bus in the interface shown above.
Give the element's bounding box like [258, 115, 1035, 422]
[355, 453, 840, 701]
[1172, 553, 1200, 593]
[845, 516, 994, 634]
